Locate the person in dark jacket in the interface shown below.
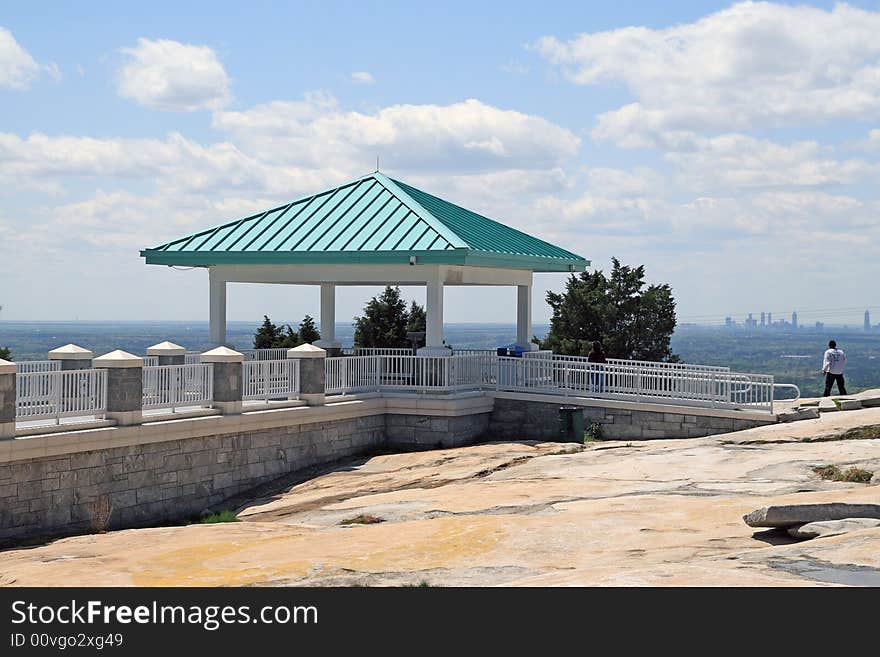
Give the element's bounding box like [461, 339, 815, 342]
[587, 340, 607, 393]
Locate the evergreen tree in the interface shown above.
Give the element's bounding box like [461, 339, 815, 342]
[406, 301, 426, 333]
[0, 346, 11, 361]
[277, 325, 300, 349]
[540, 258, 678, 361]
[353, 286, 411, 348]
[298, 315, 321, 344]
[253, 315, 281, 349]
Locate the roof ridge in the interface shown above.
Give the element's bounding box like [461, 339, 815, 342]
[371, 173, 469, 249]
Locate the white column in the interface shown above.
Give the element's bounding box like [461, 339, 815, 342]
[209, 268, 227, 346]
[419, 272, 449, 355]
[517, 282, 532, 349]
[314, 283, 339, 348]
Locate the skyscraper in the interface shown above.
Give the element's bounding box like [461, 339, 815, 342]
[792, 311, 798, 329]
[768, 312, 773, 325]
[760, 312, 765, 327]
[866, 309, 872, 332]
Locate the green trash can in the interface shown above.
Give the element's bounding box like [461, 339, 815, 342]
[558, 406, 585, 443]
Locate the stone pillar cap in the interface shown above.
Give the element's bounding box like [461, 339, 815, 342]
[146, 340, 187, 356]
[0, 358, 14, 375]
[48, 344, 94, 360]
[93, 350, 144, 368]
[287, 343, 327, 358]
[201, 346, 244, 363]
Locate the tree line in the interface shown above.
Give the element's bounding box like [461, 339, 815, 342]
[253, 286, 427, 349]
[252, 259, 678, 360]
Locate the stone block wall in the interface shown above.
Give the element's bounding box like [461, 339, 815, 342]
[0, 374, 13, 425]
[385, 412, 490, 450]
[489, 398, 773, 441]
[1, 415, 385, 541]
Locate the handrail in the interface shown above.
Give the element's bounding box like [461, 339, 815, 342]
[773, 383, 801, 403]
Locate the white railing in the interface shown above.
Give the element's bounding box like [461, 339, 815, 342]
[326, 356, 379, 395]
[240, 348, 289, 361]
[243, 359, 299, 402]
[16, 369, 107, 423]
[359, 347, 414, 356]
[142, 363, 213, 412]
[340, 347, 414, 356]
[322, 353, 774, 412]
[525, 351, 730, 373]
[14, 360, 61, 374]
[495, 357, 774, 413]
[143, 356, 159, 367]
[184, 352, 201, 364]
[607, 357, 729, 373]
[453, 348, 499, 356]
[325, 354, 495, 395]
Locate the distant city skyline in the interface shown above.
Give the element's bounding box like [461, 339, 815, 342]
[719, 306, 878, 331]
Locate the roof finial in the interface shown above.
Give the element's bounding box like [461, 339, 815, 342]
[376, 154, 379, 172]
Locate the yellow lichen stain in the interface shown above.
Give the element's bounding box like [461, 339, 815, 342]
[348, 516, 507, 571]
[131, 538, 312, 587]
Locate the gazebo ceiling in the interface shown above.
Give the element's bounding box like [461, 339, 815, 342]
[140, 172, 589, 272]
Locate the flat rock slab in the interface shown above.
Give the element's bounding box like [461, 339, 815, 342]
[837, 398, 862, 411]
[744, 503, 880, 528]
[799, 400, 820, 407]
[856, 389, 880, 408]
[788, 518, 880, 539]
[818, 399, 840, 413]
[778, 407, 820, 423]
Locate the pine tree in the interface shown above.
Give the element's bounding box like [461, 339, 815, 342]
[540, 258, 678, 361]
[353, 286, 411, 348]
[0, 346, 11, 361]
[298, 315, 321, 344]
[406, 301, 426, 333]
[277, 325, 300, 349]
[253, 315, 281, 349]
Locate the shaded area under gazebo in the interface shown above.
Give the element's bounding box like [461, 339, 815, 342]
[141, 172, 589, 354]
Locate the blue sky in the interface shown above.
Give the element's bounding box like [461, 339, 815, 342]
[1, 1, 879, 327]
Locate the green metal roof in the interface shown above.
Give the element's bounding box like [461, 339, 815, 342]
[140, 172, 589, 272]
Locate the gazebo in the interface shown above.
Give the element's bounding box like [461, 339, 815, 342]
[140, 172, 589, 354]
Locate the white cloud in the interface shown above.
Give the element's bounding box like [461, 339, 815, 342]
[117, 38, 231, 111]
[0, 131, 338, 201]
[213, 95, 581, 173]
[0, 26, 40, 89]
[534, 2, 880, 139]
[44, 62, 61, 82]
[665, 133, 875, 190]
[350, 71, 375, 84]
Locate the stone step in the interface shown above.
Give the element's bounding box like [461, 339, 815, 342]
[856, 389, 880, 408]
[744, 503, 880, 528]
[788, 518, 880, 539]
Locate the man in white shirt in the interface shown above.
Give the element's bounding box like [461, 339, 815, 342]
[822, 340, 848, 396]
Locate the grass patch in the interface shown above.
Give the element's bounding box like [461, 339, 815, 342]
[584, 421, 605, 443]
[813, 465, 874, 483]
[340, 514, 384, 526]
[191, 510, 240, 524]
[402, 580, 432, 587]
[801, 425, 880, 443]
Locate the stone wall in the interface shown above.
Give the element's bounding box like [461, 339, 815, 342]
[1, 415, 385, 542]
[385, 412, 491, 450]
[1, 390, 778, 542]
[489, 397, 773, 441]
